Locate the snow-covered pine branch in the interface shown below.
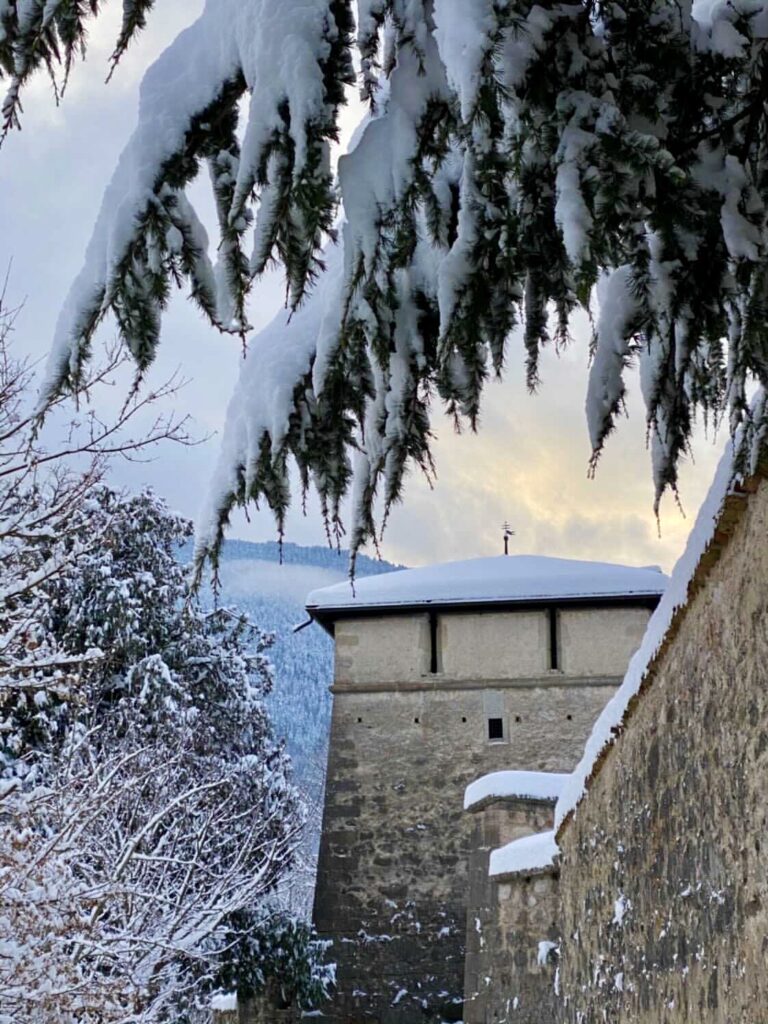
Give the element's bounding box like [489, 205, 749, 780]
[0, 0, 157, 139]
[40, 1, 768, 564]
[37, 0, 354, 405]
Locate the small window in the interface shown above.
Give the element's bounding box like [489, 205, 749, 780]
[488, 717, 504, 742]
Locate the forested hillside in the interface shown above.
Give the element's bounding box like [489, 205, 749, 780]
[193, 540, 403, 785]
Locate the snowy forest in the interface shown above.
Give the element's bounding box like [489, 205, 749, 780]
[3, 0, 768, 1022]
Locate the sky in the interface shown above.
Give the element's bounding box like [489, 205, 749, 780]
[1, 3, 726, 574]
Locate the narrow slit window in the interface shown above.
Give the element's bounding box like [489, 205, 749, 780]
[429, 611, 439, 674]
[549, 607, 560, 670]
[488, 717, 504, 742]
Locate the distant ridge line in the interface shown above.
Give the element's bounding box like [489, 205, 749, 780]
[187, 538, 405, 576]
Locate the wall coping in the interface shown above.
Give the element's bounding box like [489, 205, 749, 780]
[555, 457, 768, 845]
[492, 862, 560, 884]
[465, 770, 568, 812]
[466, 793, 559, 814]
[489, 829, 561, 881]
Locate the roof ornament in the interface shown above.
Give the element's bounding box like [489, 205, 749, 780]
[502, 522, 515, 556]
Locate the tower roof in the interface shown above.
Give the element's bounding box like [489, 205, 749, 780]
[306, 554, 667, 631]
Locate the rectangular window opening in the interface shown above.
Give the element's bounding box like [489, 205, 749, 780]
[549, 607, 560, 671]
[488, 717, 504, 742]
[429, 611, 439, 674]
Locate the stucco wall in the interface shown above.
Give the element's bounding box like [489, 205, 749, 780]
[335, 605, 653, 687]
[464, 799, 559, 1024]
[334, 615, 431, 685]
[558, 606, 650, 677]
[313, 681, 619, 1023]
[439, 612, 549, 678]
[556, 475, 768, 1022]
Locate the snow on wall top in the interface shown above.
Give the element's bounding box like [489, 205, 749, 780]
[306, 554, 666, 614]
[464, 771, 570, 812]
[554, 417, 764, 835]
[489, 830, 559, 879]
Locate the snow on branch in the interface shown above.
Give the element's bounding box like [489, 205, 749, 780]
[39, 0, 354, 405]
[38, 1, 768, 563]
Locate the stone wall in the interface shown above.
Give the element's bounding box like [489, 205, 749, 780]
[334, 615, 432, 685]
[464, 798, 559, 1024]
[314, 671, 626, 1022]
[439, 612, 549, 678]
[236, 995, 293, 1023]
[556, 474, 768, 1022]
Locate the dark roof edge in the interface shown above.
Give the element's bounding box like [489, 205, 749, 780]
[307, 592, 663, 635]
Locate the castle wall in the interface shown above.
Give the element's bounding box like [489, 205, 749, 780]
[439, 612, 548, 678]
[334, 615, 431, 685]
[313, 599, 655, 1023]
[556, 474, 768, 1022]
[558, 606, 649, 677]
[464, 798, 559, 1024]
[334, 605, 651, 686]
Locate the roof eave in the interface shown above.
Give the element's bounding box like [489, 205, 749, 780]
[306, 591, 664, 635]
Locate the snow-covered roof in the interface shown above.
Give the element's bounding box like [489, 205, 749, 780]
[489, 830, 560, 879]
[306, 554, 666, 622]
[464, 771, 569, 812]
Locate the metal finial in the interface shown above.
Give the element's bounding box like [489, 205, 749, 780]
[502, 522, 515, 556]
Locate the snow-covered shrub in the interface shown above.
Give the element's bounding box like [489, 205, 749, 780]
[0, 299, 329, 1022]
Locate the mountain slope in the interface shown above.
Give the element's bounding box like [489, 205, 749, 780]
[195, 540, 403, 783]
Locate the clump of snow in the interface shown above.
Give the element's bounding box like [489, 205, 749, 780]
[586, 266, 637, 456]
[489, 830, 559, 879]
[613, 894, 631, 926]
[537, 940, 558, 966]
[464, 771, 569, 811]
[41, 0, 344, 403]
[210, 992, 237, 1011]
[195, 243, 345, 561]
[307, 554, 667, 612]
[555, 426, 751, 832]
[432, 0, 497, 121]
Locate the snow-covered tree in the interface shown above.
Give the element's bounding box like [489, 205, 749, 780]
[31, 2, 768, 562]
[0, 281, 190, 717]
[0, 296, 331, 1022]
[1, 485, 331, 1022]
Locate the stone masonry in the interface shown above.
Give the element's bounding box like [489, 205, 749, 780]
[464, 797, 560, 1024]
[556, 473, 768, 1022]
[311, 596, 656, 1023]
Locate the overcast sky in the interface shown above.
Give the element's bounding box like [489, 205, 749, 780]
[2, 4, 726, 573]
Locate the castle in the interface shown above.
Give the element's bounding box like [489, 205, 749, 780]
[215, 449, 768, 1024]
[303, 554, 666, 1022]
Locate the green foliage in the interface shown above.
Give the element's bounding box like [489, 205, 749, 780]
[216, 912, 334, 1011]
[0, 0, 155, 138]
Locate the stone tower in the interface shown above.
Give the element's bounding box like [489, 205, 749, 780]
[305, 555, 665, 1023]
